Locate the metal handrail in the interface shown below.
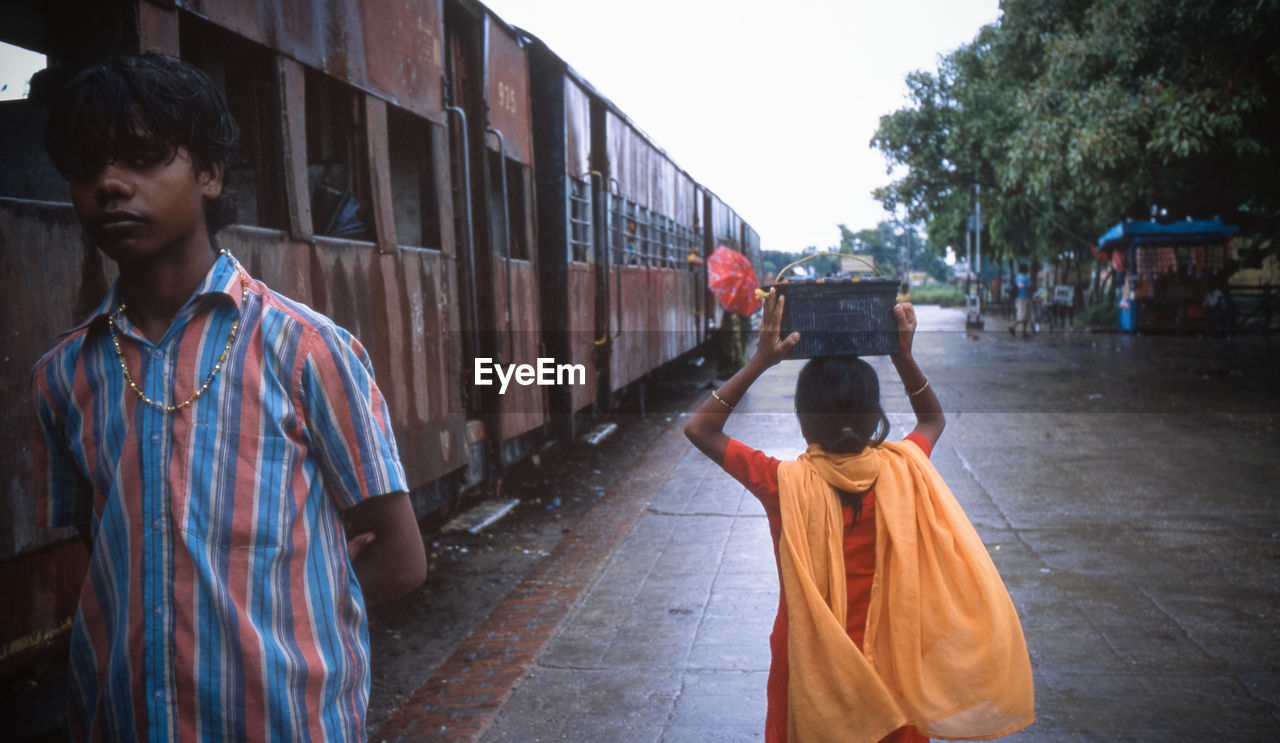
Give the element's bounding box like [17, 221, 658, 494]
[486, 126, 515, 360]
[446, 105, 482, 360]
[589, 170, 617, 346]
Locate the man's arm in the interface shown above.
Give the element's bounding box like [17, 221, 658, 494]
[300, 326, 425, 605]
[343, 492, 427, 606]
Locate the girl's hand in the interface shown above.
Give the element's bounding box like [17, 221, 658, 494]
[893, 302, 917, 357]
[755, 288, 800, 366]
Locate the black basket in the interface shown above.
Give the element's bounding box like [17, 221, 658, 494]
[770, 278, 899, 358]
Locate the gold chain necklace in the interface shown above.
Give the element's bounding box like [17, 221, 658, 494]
[108, 249, 250, 413]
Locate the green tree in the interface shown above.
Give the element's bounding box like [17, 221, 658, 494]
[872, 0, 1280, 265]
[1005, 0, 1280, 236]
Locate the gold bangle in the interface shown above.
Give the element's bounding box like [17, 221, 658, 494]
[711, 390, 735, 411]
[907, 378, 930, 397]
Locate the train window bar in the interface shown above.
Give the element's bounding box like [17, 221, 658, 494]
[621, 200, 640, 266]
[654, 213, 666, 266]
[644, 207, 656, 266]
[568, 176, 592, 263]
[637, 205, 650, 266]
[609, 194, 625, 265]
[671, 221, 681, 268]
[636, 208, 647, 265]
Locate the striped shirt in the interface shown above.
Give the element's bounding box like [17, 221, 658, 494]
[31, 252, 407, 742]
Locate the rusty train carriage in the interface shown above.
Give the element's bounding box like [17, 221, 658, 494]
[527, 36, 714, 434]
[0, 0, 759, 676]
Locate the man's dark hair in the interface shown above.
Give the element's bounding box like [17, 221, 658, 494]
[44, 53, 240, 233]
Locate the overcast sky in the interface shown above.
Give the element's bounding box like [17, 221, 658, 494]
[482, 0, 1001, 254]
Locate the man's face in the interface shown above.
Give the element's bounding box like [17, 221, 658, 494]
[69, 142, 222, 266]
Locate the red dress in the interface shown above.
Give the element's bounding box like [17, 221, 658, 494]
[724, 435, 932, 743]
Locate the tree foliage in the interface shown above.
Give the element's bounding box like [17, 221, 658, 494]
[872, 0, 1280, 263]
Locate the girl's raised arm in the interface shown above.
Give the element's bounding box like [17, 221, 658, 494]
[683, 288, 799, 466]
[890, 303, 945, 448]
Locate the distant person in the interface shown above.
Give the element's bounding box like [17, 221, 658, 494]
[685, 290, 1034, 743]
[32, 54, 426, 740]
[1009, 263, 1032, 337]
[896, 281, 912, 303]
[1202, 281, 1231, 335]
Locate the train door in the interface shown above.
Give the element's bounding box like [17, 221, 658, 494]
[589, 96, 615, 411]
[557, 77, 599, 425]
[444, 4, 545, 467]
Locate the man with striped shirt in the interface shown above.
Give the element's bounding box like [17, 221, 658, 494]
[31, 54, 427, 741]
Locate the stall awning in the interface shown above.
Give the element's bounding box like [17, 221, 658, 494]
[1096, 219, 1238, 251]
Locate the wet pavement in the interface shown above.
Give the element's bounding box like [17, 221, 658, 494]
[378, 306, 1280, 742]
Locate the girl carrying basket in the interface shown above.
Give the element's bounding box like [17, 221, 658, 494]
[684, 289, 1034, 743]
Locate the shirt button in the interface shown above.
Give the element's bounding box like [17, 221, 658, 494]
[153, 518, 163, 529]
[154, 691, 163, 701]
[151, 434, 160, 444]
[154, 607, 162, 617]
[152, 349, 163, 360]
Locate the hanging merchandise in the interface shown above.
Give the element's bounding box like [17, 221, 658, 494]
[1211, 245, 1224, 272]
[1135, 248, 1153, 280]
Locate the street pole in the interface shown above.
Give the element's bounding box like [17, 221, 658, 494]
[965, 222, 972, 294]
[900, 229, 910, 286]
[974, 183, 982, 314]
[964, 184, 985, 330]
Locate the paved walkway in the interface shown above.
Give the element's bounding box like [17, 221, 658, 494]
[378, 307, 1280, 742]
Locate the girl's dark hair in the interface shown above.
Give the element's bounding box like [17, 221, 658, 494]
[44, 53, 240, 234]
[794, 356, 890, 521]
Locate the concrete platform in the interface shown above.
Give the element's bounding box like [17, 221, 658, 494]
[378, 307, 1280, 742]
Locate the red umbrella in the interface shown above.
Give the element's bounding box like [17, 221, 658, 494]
[707, 245, 763, 316]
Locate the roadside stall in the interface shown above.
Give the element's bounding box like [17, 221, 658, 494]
[1096, 219, 1238, 333]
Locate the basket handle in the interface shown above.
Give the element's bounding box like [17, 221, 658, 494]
[774, 252, 882, 281]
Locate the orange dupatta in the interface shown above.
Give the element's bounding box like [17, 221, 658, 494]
[777, 441, 1034, 742]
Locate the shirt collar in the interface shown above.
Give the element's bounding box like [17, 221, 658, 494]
[66, 250, 248, 336]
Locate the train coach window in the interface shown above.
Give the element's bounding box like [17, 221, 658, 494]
[305, 69, 372, 241]
[661, 215, 674, 266]
[0, 41, 66, 203]
[568, 177, 592, 263]
[650, 216, 660, 264]
[612, 197, 640, 266]
[180, 17, 286, 230]
[487, 155, 530, 261]
[637, 208, 655, 265]
[678, 224, 698, 269]
[387, 106, 442, 249]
